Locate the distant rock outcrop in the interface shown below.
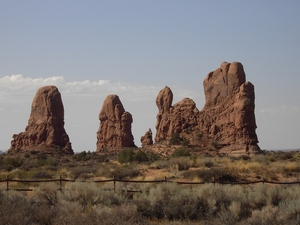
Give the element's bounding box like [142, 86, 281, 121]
[140, 128, 153, 147]
[96, 94, 135, 152]
[8, 86, 73, 154]
[154, 62, 261, 155]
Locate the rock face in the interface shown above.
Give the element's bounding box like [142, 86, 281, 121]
[140, 128, 153, 147]
[96, 94, 135, 152]
[154, 62, 260, 155]
[155, 88, 199, 141]
[9, 86, 73, 154]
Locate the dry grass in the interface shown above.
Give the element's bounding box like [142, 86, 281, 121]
[1, 149, 300, 224]
[1, 150, 300, 184]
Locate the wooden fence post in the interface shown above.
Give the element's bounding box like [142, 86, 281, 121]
[59, 175, 63, 192]
[113, 175, 116, 193]
[6, 175, 9, 191]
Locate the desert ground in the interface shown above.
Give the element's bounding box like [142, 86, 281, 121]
[1, 148, 300, 225]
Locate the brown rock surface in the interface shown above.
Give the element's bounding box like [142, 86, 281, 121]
[141, 128, 153, 147]
[8, 85, 73, 154]
[96, 94, 135, 152]
[154, 62, 260, 156]
[155, 93, 199, 142]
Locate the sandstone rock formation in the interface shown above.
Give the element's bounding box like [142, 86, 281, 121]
[9, 86, 73, 154]
[155, 87, 199, 141]
[96, 94, 135, 152]
[154, 62, 261, 156]
[140, 128, 153, 147]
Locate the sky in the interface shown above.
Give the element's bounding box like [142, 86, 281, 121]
[1, 1, 300, 152]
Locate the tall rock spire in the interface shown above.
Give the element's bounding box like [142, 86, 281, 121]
[9, 85, 73, 154]
[96, 94, 135, 152]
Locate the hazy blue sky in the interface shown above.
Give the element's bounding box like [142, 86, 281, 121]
[1, 1, 300, 152]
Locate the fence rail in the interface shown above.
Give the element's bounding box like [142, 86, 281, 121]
[1, 175, 300, 192]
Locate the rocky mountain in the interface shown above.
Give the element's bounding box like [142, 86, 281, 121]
[154, 62, 261, 156]
[96, 94, 136, 152]
[8, 85, 73, 154]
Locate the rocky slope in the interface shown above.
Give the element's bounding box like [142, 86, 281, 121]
[8, 85, 73, 154]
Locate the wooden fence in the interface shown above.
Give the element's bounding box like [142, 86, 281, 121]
[1, 175, 300, 193]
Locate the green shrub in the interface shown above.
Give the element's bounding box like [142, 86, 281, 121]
[172, 147, 191, 157]
[169, 132, 181, 145]
[181, 167, 237, 182]
[30, 150, 38, 154]
[35, 182, 59, 205]
[169, 157, 191, 171]
[145, 151, 160, 162]
[2, 181, 300, 224]
[134, 150, 149, 162]
[73, 151, 91, 161]
[1, 164, 13, 171]
[37, 153, 47, 160]
[36, 153, 47, 166]
[62, 182, 122, 208]
[112, 166, 140, 179]
[71, 167, 97, 180]
[3, 156, 23, 168]
[137, 182, 209, 220]
[46, 157, 59, 166]
[211, 141, 219, 149]
[118, 149, 135, 163]
[204, 160, 214, 168]
[196, 133, 203, 141]
[32, 171, 53, 179]
[182, 137, 190, 146]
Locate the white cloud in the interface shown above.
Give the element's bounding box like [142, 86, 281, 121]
[260, 105, 299, 115]
[0, 74, 200, 108]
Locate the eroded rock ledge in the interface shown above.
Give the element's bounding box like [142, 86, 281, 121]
[154, 62, 261, 156]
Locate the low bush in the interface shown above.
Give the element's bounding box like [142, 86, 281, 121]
[134, 150, 149, 162]
[181, 167, 237, 182]
[195, 132, 203, 141]
[72, 151, 98, 161]
[71, 167, 97, 180]
[169, 157, 191, 171]
[2, 182, 300, 224]
[32, 171, 53, 179]
[182, 137, 190, 146]
[204, 160, 214, 168]
[118, 149, 135, 163]
[169, 132, 182, 145]
[112, 166, 140, 179]
[117, 149, 149, 163]
[2, 156, 23, 168]
[172, 147, 191, 157]
[35, 182, 59, 205]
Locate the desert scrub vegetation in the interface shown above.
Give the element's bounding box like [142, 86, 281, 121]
[1, 150, 300, 224]
[1, 182, 300, 224]
[117, 148, 153, 163]
[1, 150, 300, 184]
